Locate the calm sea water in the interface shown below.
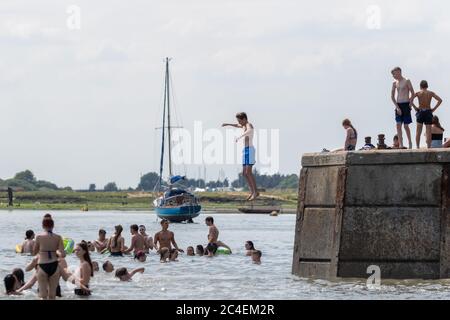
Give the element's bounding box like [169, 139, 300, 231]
[1, 210, 450, 300]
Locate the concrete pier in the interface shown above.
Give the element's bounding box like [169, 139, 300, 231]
[292, 149, 450, 280]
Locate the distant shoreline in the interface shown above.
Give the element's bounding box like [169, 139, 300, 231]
[0, 190, 298, 213]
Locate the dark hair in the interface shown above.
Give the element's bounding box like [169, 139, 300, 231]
[246, 241, 255, 250]
[342, 119, 357, 140]
[134, 251, 146, 260]
[391, 66, 402, 74]
[393, 134, 399, 141]
[205, 216, 214, 224]
[4, 274, 16, 294]
[253, 250, 262, 258]
[102, 261, 112, 271]
[42, 215, 54, 230]
[139, 225, 145, 229]
[77, 242, 94, 277]
[112, 225, 123, 249]
[115, 267, 127, 278]
[160, 219, 169, 225]
[12, 268, 24, 286]
[99, 229, 106, 235]
[25, 230, 34, 240]
[206, 243, 218, 254]
[196, 245, 204, 255]
[432, 116, 445, 132]
[420, 80, 429, 89]
[130, 224, 139, 232]
[236, 112, 248, 121]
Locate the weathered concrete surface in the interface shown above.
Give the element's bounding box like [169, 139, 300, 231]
[293, 149, 450, 280]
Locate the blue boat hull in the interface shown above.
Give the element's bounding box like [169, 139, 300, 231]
[155, 205, 201, 222]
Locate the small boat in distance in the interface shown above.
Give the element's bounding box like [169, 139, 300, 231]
[153, 58, 201, 223]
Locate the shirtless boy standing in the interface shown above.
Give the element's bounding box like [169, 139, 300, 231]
[205, 216, 232, 254]
[391, 67, 415, 149]
[124, 224, 146, 256]
[154, 219, 183, 255]
[410, 80, 443, 148]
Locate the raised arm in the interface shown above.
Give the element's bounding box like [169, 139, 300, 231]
[130, 268, 145, 278]
[432, 92, 443, 112]
[222, 123, 242, 128]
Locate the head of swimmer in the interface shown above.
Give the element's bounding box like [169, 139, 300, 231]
[98, 229, 106, 240]
[4, 274, 17, 295]
[130, 224, 139, 235]
[252, 250, 262, 264]
[187, 246, 195, 256]
[205, 216, 214, 226]
[138, 225, 146, 236]
[236, 112, 248, 126]
[135, 251, 146, 262]
[160, 219, 169, 230]
[42, 214, 54, 232]
[25, 230, 35, 240]
[245, 241, 255, 251]
[115, 267, 130, 281]
[196, 245, 204, 256]
[420, 80, 429, 90]
[391, 66, 402, 80]
[103, 260, 114, 273]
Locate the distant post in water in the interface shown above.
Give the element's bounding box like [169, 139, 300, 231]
[7, 187, 13, 206]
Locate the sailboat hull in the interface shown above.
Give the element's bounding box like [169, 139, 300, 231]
[155, 205, 202, 222]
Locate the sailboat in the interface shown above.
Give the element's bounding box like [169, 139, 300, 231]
[153, 58, 202, 222]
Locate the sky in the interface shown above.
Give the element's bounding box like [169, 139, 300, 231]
[1, 0, 450, 189]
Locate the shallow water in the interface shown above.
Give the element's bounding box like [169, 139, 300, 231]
[1, 210, 450, 300]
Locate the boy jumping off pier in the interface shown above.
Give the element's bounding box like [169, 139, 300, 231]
[391, 67, 415, 149]
[410, 80, 443, 148]
[222, 112, 259, 201]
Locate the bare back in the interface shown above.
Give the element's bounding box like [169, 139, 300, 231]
[34, 233, 64, 264]
[416, 91, 434, 110]
[208, 225, 219, 243]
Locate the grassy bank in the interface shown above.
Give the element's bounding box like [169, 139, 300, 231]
[0, 190, 298, 212]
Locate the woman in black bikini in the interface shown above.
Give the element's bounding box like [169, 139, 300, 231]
[73, 242, 93, 296]
[108, 225, 125, 257]
[32, 214, 65, 300]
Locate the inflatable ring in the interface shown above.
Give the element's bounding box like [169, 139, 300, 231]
[15, 244, 23, 253]
[63, 238, 75, 254]
[216, 247, 231, 255]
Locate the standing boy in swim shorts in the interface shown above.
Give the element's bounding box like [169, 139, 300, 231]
[391, 67, 415, 149]
[410, 80, 443, 148]
[222, 112, 259, 201]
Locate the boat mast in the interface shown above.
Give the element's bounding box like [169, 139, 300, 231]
[158, 59, 168, 190]
[166, 57, 173, 177]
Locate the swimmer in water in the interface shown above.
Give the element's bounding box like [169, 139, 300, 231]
[134, 250, 147, 262]
[72, 242, 93, 296]
[154, 219, 184, 255]
[186, 246, 195, 256]
[139, 225, 155, 252]
[108, 225, 125, 257]
[206, 243, 218, 257]
[205, 217, 232, 253]
[4, 274, 20, 295]
[252, 250, 262, 264]
[32, 214, 66, 300]
[102, 260, 114, 273]
[12, 268, 25, 290]
[195, 245, 204, 256]
[125, 224, 146, 256]
[21, 230, 35, 254]
[92, 261, 99, 272]
[159, 247, 170, 263]
[245, 241, 256, 256]
[115, 267, 144, 281]
[93, 229, 108, 253]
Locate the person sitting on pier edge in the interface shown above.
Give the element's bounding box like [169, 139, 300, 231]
[332, 119, 358, 152]
[360, 137, 376, 151]
[430, 115, 445, 148]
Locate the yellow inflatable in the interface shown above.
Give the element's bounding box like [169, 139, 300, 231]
[15, 244, 22, 253]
